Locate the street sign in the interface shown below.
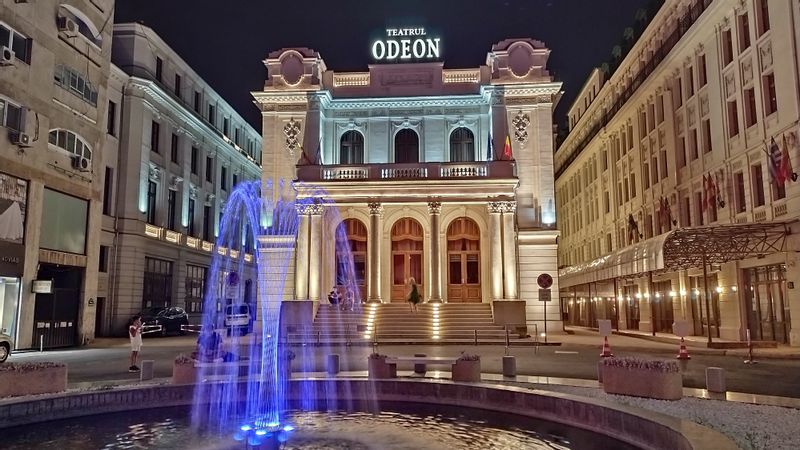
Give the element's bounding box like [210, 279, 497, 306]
[598, 319, 612, 337]
[539, 288, 551, 302]
[537, 273, 553, 289]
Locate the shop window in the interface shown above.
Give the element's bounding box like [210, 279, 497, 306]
[143, 257, 173, 309]
[185, 265, 207, 313]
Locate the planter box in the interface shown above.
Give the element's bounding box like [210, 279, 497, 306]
[172, 362, 198, 385]
[368, 358, 396, 379]
[0, 364, 67, 398]
[602, 365, 682, 400]
[451, 360, 481, 382]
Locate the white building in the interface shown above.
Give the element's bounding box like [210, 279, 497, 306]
[556, 0, 800, 346]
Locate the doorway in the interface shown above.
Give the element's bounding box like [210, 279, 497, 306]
[446, 218, 481, 302]
[33, 264, 82, 348]
[391, 218, 423, 302]
[744, 264, 789, 343]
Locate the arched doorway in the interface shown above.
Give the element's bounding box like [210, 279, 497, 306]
[446, 217, 481, 302]
[449, 127, 475, 162]
[391, 218, 423, 302]
[335, 218, 367, 301]
[394, 129, 419, 163]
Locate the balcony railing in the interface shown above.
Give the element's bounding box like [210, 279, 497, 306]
[298, 160, 515, 182]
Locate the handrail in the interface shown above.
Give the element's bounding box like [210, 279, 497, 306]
[298, 160, 516, 182]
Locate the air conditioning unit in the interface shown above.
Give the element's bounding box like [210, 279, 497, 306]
[0, 46, 15, 66]
[57, 16, 78, 37]
[9, 131, 31, 147]
[71, 155, 90, 172]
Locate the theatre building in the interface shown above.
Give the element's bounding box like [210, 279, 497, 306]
[555, 0, 800, 346]
[253, 37, 563, 338]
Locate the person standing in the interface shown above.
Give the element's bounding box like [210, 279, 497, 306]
[128, 315, 143, 372]
[407, 277, 421, 313]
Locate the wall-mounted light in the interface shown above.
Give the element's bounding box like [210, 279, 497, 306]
[731, 286, 738, 292]
[669, 291, 677, 297]
[715, 286, 724, 294]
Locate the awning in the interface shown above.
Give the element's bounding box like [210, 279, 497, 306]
[559, 221, 795, 289]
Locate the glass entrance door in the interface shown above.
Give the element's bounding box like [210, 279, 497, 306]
[744, 264, 789, 343]
[447, 253, 480, 302]
[391, 252, 423, 302]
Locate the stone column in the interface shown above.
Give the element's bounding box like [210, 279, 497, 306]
[367, 202, 384, 303]
[501, 201, 518, 300]
[488, 202, 504, 301]
[428, 201, 443, 303]
[307, 203, 324, 302]
[294, 205, 310, 300]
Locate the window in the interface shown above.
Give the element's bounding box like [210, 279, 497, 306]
[773, 179, 786, 200]
[234, 128, 240, 146]
[185, 265, 207, 313]
[208, 104, 215, 126]
[602, 150, 608, 171]
[205, 156, 213, 183]
[755, 0, 770, 36]
[0, 22, 31, 64]
[751, 164, 765, 207]
[171, 133, 179, 163]
[604, 191, 610, 213]
[606, 233, 613, 252]
[677, 136, 686, 168]
[54, 65, 98, 105]
[223, 117, 230, 137]
[651, 156, 659, 185]
[107, 101, 116, 136]
[102, 167, 113, 215]
[698, 54, 707, 87]
[643, 162, 650, 189]
[763, 73, 777, 116]
[688, 128, 698, 161]
[155, 57, 163, 82]
[687, 67, 695, 97]
[449, 127, 475, 162]
[623, 178, 629, 203]
[340, 130, 364, 164]
[0, 97, 24, 130]
[656, 95, 664, 123]
[660, 149, 668, 179]
[48, 129, 92, 161]
[151, 121, 160, 153]
[675, 76, 683, 107]
[191, 147, 199, 174]
[734, 171, 746, 213]
[143, 257, 172, 309]
[701, 119, 712, 154]
[722, 29, 734, 66]
[167, 189, 176, 231]
[147, 180, 157, 225]
[221, 166, 228, 191]
[630, 173, 636, 199]
[187, 198, 196, 237]
[99, 245, 109, 273]
[694, 192, 704, 226]
[394, 129, 419, 163]
[738, 13, 751, 52]
[174, 74, 182, 98]
[194, 91, 201, 113]
[727, 100, 740, 137]
[744, 88, 757, 128]
[203, 205, 212, 241]
[232, 173, 238, 188]
[681, 196, 691, 227]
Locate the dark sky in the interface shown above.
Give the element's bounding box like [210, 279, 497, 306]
[115, 0, 651, 131]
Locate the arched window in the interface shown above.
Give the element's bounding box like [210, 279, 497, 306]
[449, 127, 475, 162]
[339, 130, 364, 164]
[58, 4, 102, 47]
[48, 129, 92, 161]
[394, 129, 419, 163]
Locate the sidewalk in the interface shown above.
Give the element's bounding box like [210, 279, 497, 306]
[563, 327, 800, 359]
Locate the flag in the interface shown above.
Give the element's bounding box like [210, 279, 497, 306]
[715, 170, 726, 208]
[502, 135, 513, 160]
[702, 174, 709, 212]
[296, 145, 311, 166]
[766, 137, 784, 185]
[486, 133, 493, 161]
[708, 173, 718, 210]
[627, 214, 642, 243]
[313, 138, 323, 165]
[780, 134, 797, 182]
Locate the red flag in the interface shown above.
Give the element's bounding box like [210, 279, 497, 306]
[708, 173, 718, 209]
[503, 135, 513, 160]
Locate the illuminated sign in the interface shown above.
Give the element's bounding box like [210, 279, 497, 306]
[32, 280, 53, 294]
[371, 27, 441, 61]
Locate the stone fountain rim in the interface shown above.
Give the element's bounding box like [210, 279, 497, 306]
[0, 377, 736, 450]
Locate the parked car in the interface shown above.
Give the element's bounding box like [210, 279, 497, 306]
[224, 304, 252, 336]
[0, 332, 13, 363]
[139, 307, 190, 336]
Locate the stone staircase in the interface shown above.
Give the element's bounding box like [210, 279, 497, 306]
[288, 302, 521, 344]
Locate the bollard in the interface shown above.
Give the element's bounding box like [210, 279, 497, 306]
[140, 360, 155, 381]
[474, 329, 478, 346]
[597, 360, 605, 383]
[706, 367, 726, 393]
[326, 354, 340, 375]
[414, 353, 427, 374]
[502, 355, 516, 377]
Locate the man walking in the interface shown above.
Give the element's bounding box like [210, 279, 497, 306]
[129, 315, 143, 372]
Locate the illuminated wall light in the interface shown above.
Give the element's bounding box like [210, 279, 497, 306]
[731, 286, 738, 292]
[680, 289, 687, 296]
[669, 290, 677, 297]
[635, 293, 642, 299]
[654, 292, 661, 299]
[715, 286, 724, 293]
[643, 293, 650, 299]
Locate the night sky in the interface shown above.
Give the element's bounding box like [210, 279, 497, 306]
[115, 0, 651, 131]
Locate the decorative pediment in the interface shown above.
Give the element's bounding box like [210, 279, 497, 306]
[391, 117, 421, 132]
[335, 120, 366, 133]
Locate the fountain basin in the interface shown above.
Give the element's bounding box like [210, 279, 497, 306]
[0, 378, 735, 449]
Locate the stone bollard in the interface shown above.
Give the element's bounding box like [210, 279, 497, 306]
[502, 355, 516, 377]
[140, 360, 155, 381]
[327, 354, 340, 375]
[597, 360, 604, 383]
[414, 354, 427, 374]
[706, 367, 726, 393]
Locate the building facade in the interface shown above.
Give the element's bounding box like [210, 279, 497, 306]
[97, 24, 262, 335]
[1, 0, 114, 349]
[555, 0, 800, 345]
[253, 37, 562, 332]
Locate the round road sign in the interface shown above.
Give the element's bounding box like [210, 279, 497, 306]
[537, 273, 553, 289]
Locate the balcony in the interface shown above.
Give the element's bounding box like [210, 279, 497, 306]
[297, 160, 516, 183]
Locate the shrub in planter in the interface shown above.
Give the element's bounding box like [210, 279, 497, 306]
[601, 357, 682, 400]
[452, 352, 481, 382]
[367, 353, 395, 379]
[0, 362, 67, 397]
[172, 354, 198, 385]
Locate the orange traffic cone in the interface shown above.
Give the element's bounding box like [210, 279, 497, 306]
[600, 336, 614, 358]
[676, 337, 691, 360]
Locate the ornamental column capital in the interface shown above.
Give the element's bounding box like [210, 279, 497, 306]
[368, 202, 384, 216]
[487, 201, 504, 214]
[306, 203, 325, 216]
[501, 201, 517, 214]
[427, 201, 442, 215]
